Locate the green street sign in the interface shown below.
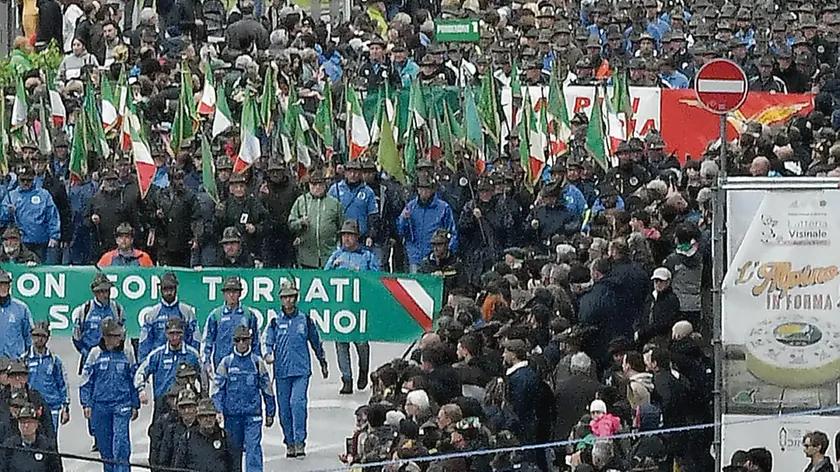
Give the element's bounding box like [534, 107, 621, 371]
[434, 19, 481, 43]
[5, 266, 442, 343]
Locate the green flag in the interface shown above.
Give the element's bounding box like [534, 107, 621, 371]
[477, 72, 500, 146]
[404, 123, 417, 178]
[313, 79, 335, 158]
[463, 86, 484, 170]
[200, 133, 219, 202]
[171, 66, 197, 152]
[378, 102, 405, 184]
[547, 67, 571, 158]
[609, 67, 633, 139]
[260, 66, 277, 132]
[69, 111, 88, 182]
[585, 86, 610, 172]
[83, 82, 109, 158]
[37, 97, 52, 156]
[440, 101, 460, 171]
[0, 96, 8, 176]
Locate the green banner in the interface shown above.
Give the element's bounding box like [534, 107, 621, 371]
[3, 266, 442, 343]
[362, 86, 461, 143]
[433, 19, 481, 43]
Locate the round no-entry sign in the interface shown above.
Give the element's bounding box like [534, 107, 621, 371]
[694, 59, 748, 114]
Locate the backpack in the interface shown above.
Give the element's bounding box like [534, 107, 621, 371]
[78, 300, 125, 332]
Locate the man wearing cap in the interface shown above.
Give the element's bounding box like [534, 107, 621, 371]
[156, 388, 198, 468]
[525, 181, 580, 245]
[606, 141, 651, 199]
[0, 270, 33, 360]
[148, 166, 202, 267]
[203, 276, 261, 372]
[391, 44, 420, 87]
[216, 172, 266, 261]
[96, 223, 153, 266]
[72, 274, 126, 371]
[138, 272, 200, 362]
[398, 174, 457, 273]
[323, 219, 377, 394]
[258, 160, 299, 268]
[658, 54, 689, 89]
[0, 226, 39, 265]
[0, 165, 60, 262]
[50, 132, 70, 180]
[444, 43, 477, 86]
[636, 267, 680, 348]
[748, 56, 788, 93]
[328, 160, 378, 246]
[31, 152, 70, 260]
[0, 403, 62, 471]
[24, 321, 70, 436]
[80, 317, 139, 471]
[216, 227, 256, 268]
[6, 358, 57, 442]
[289, 168, 344, 269]
[135, 317, 202, 417]
[211, 324, 275, 470]
[458, 177, 513, 285]
[419, 228, 462, 301]
[86, 167, 143, 261]
[136, 316, 202, 466]
[174, 398, 239, 471]
[358, 37, 399, 92]
[264, 280, 328, 458]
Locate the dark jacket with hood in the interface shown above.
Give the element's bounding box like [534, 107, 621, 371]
[663, 245, 703, 313]
[578, 277, 633, 370]
[636, 287, 681, 348]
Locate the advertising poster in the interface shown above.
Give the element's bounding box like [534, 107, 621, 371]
[722, 189, 840, 417]
[722, 414, 840, 471]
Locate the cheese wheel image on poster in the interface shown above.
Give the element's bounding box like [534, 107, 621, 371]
[745, 314, 840, 388]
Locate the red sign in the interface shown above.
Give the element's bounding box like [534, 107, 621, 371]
[694, 59, 749, 114]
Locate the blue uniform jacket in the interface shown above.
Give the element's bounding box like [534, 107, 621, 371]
[0, 297, 32, 359]
[79, 343, 140, 408]
[264, 309, 326, 379]
[71, 299, 125, 361]
[202, 304, 261, 368]
[138, 300, 200, 361]
[328, 180, 377, 236]
[397, 195, 458, 265]
[25, 347, 70, 410]
[135, 343, 202, 399]
[0, 187, 61, 244]
[323, 246, 380, 271]
[211, 348, 276, 417]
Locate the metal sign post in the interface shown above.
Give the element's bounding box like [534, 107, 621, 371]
[713, 112, 727, 472]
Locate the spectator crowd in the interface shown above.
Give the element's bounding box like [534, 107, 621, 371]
[0, 0, 835, 469]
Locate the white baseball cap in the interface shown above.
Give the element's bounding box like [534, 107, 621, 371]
[651, 267, 672, 281]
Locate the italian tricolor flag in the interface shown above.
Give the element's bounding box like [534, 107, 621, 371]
[212, 82, 233, 138]
[346, 85, 369, 159]
[125, 105, 155, 198]
[519, 92, 545, 189]
[233, 94, 260, 173]
[198, 64, 216, 115]
[101, 76, 120, 132]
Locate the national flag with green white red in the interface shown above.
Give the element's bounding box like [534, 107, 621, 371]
[585, 86, 611, 172]
[547, 67, 571, 160]
[234, 93, 260, 173]
[125, 104, 155, 198]
[198, 63, 216, 115]
[212, 81, 233, 138]
[346, 85, 369, 159]
[101, 76, 119, 132]
[47, 77, 65, 128]
[10, 76, 28, 137]
[519, 92, 545, 189]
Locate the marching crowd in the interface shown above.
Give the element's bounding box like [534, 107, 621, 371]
[0, 0, 837, 468]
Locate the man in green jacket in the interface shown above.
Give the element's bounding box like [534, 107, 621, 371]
[288, 168, 344, 268]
